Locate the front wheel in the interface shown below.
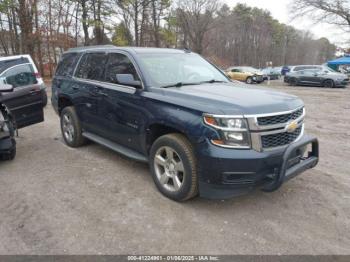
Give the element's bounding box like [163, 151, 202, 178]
[246, 77, 253, 84]
[323, 79, 334, 88]
[289, 78, 298, 86]
[150, 133, 198, 201]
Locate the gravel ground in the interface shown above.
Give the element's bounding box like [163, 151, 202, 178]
[0, 81, 349, 255]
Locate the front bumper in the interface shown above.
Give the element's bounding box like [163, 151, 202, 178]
[335, 80, 349, 87]
[196, 135, 319, 199]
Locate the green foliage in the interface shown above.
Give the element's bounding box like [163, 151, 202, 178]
[112, 22, 133, 46]
[160, 28, 176, 46]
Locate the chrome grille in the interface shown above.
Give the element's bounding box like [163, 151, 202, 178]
[261, 126, 302, 149]
[257, 107, 304, 126]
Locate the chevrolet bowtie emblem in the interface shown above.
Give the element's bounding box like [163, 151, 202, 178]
[286, 121, 298, 133]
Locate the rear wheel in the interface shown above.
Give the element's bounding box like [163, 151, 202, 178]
[150, 133, 198, 201]
[60, 106, 86, 147]
[323, 79, 334, 88]
[246, 77, 253, 84]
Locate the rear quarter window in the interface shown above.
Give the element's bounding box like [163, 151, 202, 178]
[55, 53, 79, 77]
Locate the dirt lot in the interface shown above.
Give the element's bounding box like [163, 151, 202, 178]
[0, 81, 349, 255]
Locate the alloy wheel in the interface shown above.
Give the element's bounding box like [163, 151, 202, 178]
[154, 146, 185, 192]
[62, 114, 75, 143]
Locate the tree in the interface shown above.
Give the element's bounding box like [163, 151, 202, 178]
[112, 22, 133, 46]
[177, 0, 219, 54]
[291, 0, 350, 32]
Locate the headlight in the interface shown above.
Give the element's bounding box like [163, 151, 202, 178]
[203, 115, 251, 148]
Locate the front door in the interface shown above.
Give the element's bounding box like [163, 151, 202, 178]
[0, 64, 43, 129]
[98, 52, 145, 152]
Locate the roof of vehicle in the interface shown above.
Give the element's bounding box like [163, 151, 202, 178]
[290, 65, 323, 68]
[0, 54, 32, 61]
[66, 45, 190, 55]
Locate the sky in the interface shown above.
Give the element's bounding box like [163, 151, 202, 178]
[224, 0, 348, 47]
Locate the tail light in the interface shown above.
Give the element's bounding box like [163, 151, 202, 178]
[34, 72, 42, 79]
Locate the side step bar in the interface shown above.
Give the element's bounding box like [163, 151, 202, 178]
[82, 132, 148, 163]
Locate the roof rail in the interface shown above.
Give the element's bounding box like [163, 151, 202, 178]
[67, 45, 116, 52]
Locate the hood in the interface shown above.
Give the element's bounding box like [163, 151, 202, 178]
[146, 83, 303, 115]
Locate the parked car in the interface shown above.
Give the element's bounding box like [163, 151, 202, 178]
[226, 66, 264, 84]
[284, 65, 325, 83]
[262, 67, 281, 80]
[287, 69, 349, 88]
[52, 46, 319, 201]
[0, 82, 44, 160]
[0, 55, 48, 106]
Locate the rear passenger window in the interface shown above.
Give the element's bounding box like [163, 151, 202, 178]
[1, 64, 37, 88]
[55, 53, 79, 77]
[75, 53, 108, 81]
[105, 53, 139, 84]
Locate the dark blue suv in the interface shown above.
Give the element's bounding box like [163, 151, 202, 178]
[52, 45, 319, 201]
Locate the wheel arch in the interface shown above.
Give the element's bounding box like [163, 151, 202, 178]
[57, 95, 74, 115]
[145, 123, 191, 154]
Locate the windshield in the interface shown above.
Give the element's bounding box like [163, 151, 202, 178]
[138, 53, 229, 88]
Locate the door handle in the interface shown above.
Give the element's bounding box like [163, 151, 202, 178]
[72, 85, 80, 90]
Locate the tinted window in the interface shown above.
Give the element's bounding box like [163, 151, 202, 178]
[294, 66, 321, 71]
[105, 53, 139, 84]
[56, 53, 79, 77]
[0, 64, 37, 87]
[75, 53, 108, 81]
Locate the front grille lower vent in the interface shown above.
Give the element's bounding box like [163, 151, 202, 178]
[261, 126, 302, 149]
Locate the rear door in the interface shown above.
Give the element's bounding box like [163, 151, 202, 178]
[0, 64, 43, 129]
[73, 52, 109, 135]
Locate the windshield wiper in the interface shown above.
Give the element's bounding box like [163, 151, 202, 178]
[200, 79, 227, 84]
[161, 82, 200, 88]
[161, 80, 226, 88]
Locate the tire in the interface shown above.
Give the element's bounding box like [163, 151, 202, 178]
[323, 79, 334, 88]
[246, 77, 253, 84]
[1, 146, 16, 161]
[42, 90, 48, 107]
[60, 106, 86, 147]
[289, 78, 298, 86]
[149, 133, 198, 201]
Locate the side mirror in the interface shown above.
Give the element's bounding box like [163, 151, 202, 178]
[116, 74, 141, 88]
[0, 84, 14, 93]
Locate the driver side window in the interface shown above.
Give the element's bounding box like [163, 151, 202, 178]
[105, 53, 140, 85]
[2, 64, 37, 88]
